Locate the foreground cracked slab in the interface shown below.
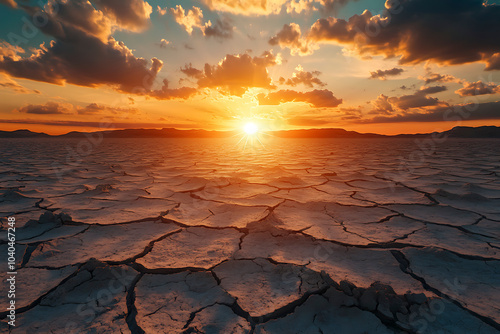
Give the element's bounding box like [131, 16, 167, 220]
[135, 271, 237, 333]
[1, 261, 137, 333]
[402, 247, 500, 325]
[137, 226, 243, 269]
[27, 220, 181, 267]
[213, 258, 329, 318]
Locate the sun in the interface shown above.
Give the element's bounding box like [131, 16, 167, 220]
[243, 122, 259, 135]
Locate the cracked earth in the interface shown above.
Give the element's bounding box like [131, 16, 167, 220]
[0, 138, 499, 333]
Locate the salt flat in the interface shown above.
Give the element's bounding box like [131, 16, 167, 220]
[0, 137, 499, 333]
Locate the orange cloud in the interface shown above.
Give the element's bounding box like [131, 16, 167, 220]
[269, 23, 315, 55]
[170, 5, 234, 38]
[280, 65, 326, 87]
[188, 52, 280, 96]
[199, 0, 287, 15]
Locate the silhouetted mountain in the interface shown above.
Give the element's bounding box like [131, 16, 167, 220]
[441, 126, 500, 138]
[273, 128, 386, 138]
[59, 128, 235, 138]
[1, 126, 500, 138]
[0, 129, 50, 138]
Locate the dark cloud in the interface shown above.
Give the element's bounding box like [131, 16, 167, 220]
[455, 81, 500, 97]
[364, 101, 500, 123]
[149, 79, 198, 100]
[0, 2, 161, 93]
[370, 86, 448, 113]
[92, 0, 152, 32]
[307, 0, 500, 69]
[204, 18, 234, 39]
[0, 1, 195, 100]
[76, 103, 139, 115]
[485, 53, 500, 70]
[282, 65, 326, 87]
[181, 64, 204, 79]
[419, 71, 458, 84]
[15, 101, 139, 115]
[258, 89, 342, 108]
[17, 102, 72, 114]
[0, 119, 195, 129]
[387, 86, 448, 110]
[369, 67, 404, 80]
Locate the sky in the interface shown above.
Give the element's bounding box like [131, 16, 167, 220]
[0, 0, 499, 135]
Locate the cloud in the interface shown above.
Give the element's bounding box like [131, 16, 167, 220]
[455, 81, 500, 97]
[258, 89, 342, 108]
[15, 101, 139, 115]
[199, 0, 287, 15]
[157, 5, 167, 16]
[0, 119, 195, 129]
[0, 0, 17, 8]
[369, 67, 404, 80]
[281, 65, 326, 87]
[0, 1, 200, 99]
[306, 0, 500, 69]
[370, 86, 448, 113]
[92, 0, 152, 32]
[370, 94, 394, 115]
[484, 53, 500, 70]
[286, 0, 315, 14]
[181, 64, 205, 79]
[149, 79, 198, 100]
[198, 0, 354, 16]
[170, 5, 233, 38]
[364, 101, 500, 123]
[419, 71, 458, 84]
[189, 52, 280, 96]
[170, 5, 204, 34]
[159, 39, 170, 48]
[16, 101, 73, 114]
[269, 23, 315, 55]
[0, 75, 40, 94]
[204, 18, 234, 39]
[76, 103, 139, 115]
[317, 0, 358, 14]
[0, 42, 24, 61]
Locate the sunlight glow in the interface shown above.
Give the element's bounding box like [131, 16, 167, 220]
[244, 122, 259, 135]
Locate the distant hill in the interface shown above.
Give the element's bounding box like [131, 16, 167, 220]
[273, 128, 386, 138]
[0, 129, 50, 138]
[1, 126, 499, 138]
[441, 126, 500, 138]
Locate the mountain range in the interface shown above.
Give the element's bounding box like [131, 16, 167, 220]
[1, 126, 500, 138]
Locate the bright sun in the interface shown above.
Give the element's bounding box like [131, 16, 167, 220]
[243, 122, 259, 135]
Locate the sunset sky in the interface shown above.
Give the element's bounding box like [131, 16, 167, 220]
[1, 0, 500, 135]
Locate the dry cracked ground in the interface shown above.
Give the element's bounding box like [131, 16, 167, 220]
[0, 138, 499, 333]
